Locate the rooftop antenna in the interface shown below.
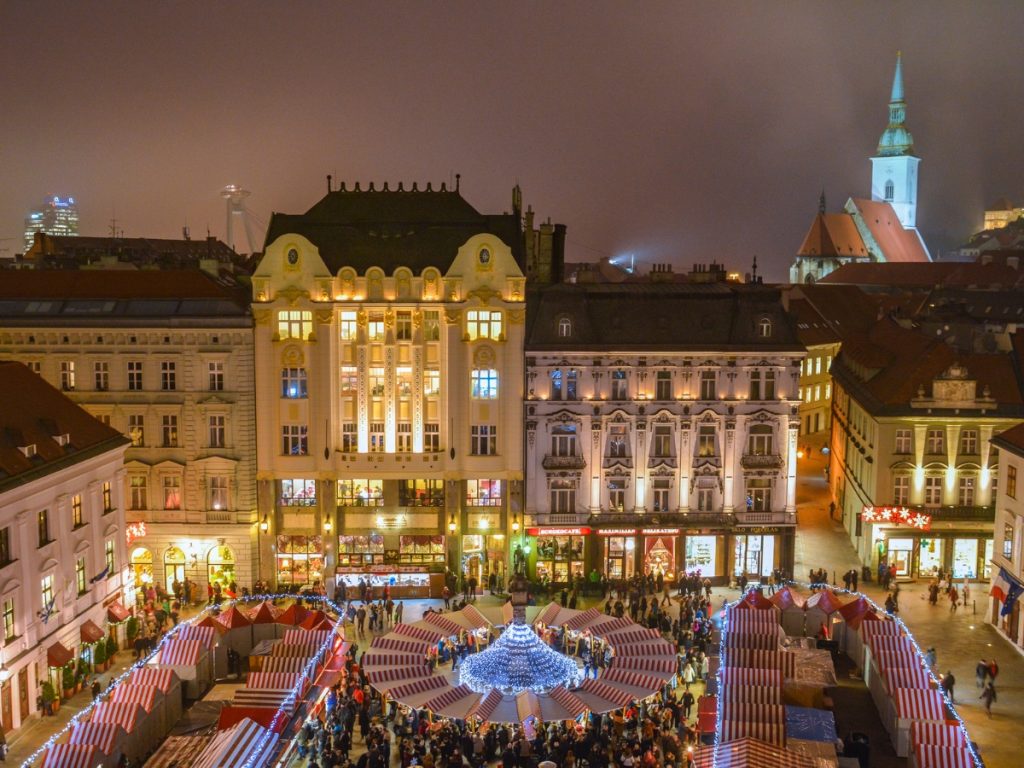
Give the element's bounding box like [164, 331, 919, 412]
[326, 174, 332, 194]
[182, 224, 191, 240]
[221, 184, 258, 254]
[752, 255, 759, 283]
[455, 173, 461, 192]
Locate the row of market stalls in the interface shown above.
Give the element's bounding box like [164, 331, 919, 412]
[41, 599, 344, 768]
[693, 586, 980, 768]
[364, 602, 677, 729]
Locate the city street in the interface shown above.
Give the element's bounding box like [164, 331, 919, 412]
[794, 440, 1021, 768]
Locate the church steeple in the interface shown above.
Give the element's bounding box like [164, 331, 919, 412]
[877, 51, 914, 157]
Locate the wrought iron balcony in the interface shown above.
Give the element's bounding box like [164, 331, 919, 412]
[542, 454, 586, 470]
[740, 453, 783, 469]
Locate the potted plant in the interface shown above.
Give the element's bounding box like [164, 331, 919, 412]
[106, 635, 118, 663]
[41, 681, 58, 714]
[125, 616, 139, 643]
[61, 664, 75, 699]
[93, 642, 107, 671]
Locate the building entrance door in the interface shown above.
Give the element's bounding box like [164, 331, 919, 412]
[17, 667, 28, 722]
[1, 680, 11, 733]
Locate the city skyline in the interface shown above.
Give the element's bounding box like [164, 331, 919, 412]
[4, 3, 1024, 278]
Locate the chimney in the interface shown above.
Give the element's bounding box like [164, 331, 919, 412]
[327, 174, 333, 194]
[552, 223, 567, 284]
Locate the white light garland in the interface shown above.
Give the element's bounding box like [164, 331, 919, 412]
[711, 583, 983, 768]
[459, 622, 583, 695]
[19, 594, 345, 768]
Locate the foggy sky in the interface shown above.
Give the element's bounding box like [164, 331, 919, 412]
[3, 1, 1024, 280]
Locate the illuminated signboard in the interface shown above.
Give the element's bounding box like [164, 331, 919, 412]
[596, 528, 639, 536]
[525, 527, 591, 536]
[860, 506, 931, 531]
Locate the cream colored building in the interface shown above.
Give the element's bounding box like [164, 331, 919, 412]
[988, 424, 1024, 648]
[253, 183, 532, 595]
[0, 272, 256, 597]
[829, 317, 1021, 580]
[0, 362, 129, 734]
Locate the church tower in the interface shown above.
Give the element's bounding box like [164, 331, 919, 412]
[870, 52, 920, 229]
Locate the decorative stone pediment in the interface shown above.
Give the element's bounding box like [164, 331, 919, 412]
[912, 363, 995, 410]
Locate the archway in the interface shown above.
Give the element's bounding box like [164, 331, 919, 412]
[207, 544, 236, 595]
[164, 546, 185, 594]
[130, 547, 153, 589]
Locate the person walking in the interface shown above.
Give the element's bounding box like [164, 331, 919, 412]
[940, 671, 956, 704]
[979, 682, 996, 718]
[948, 586, 959, 613]
[975, 659, 988, 688]
[925, 647, 937, 670]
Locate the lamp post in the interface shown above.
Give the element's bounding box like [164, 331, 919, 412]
[258, 514, 269, 590]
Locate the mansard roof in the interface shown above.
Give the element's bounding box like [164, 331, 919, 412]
[263, 184, 524, 274]
[525, 283, 802, 352]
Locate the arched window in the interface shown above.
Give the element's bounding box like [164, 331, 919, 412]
[884, 179, 895, 201]
[757, 317, 772, 338]
[558, 317, 572, 338]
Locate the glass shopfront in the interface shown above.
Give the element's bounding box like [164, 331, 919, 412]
[131, 547, 153, 588]
[918, 539, 943, 577]
[643, 533, 676, 579]
[462, 534, 506, 586]
[207, 545, 236, 592]
[337, 534, 384, 567]
[602, 536, 636, 580]
[983, 539, 994, 580]
[684, 535, 719, 576]
[399, 535, 446, 565]
[886, 537, 915, 577]
[733, 534, 776, 578]
[535, 535, 586, 584]
[952, 538, 979, 579]
[277, 535, 325, 587]
[164, 546, 186, 593]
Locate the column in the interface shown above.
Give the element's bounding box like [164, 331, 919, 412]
[412, 345, 424, 453]
[786, 418, 798, 513]
[723, 419, 736, 513]
[678, 417, 691, 512]
[384, 346, 396, 453]
[634, 419, 647, 512]
[588, 416, 601, 514]
[356, 345, 369, 454]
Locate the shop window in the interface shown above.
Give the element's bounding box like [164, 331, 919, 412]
[894, 429, 912, 454]
[926, 429, 944, 454]
[644, 534, 675, 578]
[603, 536, 635, 580]
[984, 539, 994, 580]
[163, 476, 182, 510]
[924, 475, 942, 506]
[549, 480, 575, 514]
[280, 478, 317, 507]
[462, 534, 507, 586]
[697, 425, 716, 457]
[131, 547, 153, 588]
[551, 425, 577, 457]
[919, 538, 942, 577]
[958, 475, 976, 507]
[607, 479, 626, 511]
[207, 545, 235, 592]
[734, 534, 776, 578]
[655, 371, 672, 400]
[337, 479, 383, 506]
[952, 538, 979, 579]
[700, 370, 716, 400]
[277, 535, 324, 587]
[535, 536, 585, 584]
[337, 534, 384, 566]
[467, 310, 502, 340]
[399, 479, 444, 507]
[471, 369, 499, 399]
[467, 479, 502, 507]
[340, 311, 358, 340]
[685, 535, 717, 575]
[164, 547, 185, 594]
[278, 310, 313, 340]
[281, 368, 308, 398]
[399, 535, 446, 564]
[611, 370, 628, 400]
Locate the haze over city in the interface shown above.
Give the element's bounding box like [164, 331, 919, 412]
[4, 2, 1024, 278]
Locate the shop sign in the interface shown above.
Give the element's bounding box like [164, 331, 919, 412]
[125, 522, 147, 547]
[736, 527, 782, 534]
[596, 528, 638, 536]
[526, 527, 591, 536]
[641, 528, 680, 535]
[861, 505, 931, 531]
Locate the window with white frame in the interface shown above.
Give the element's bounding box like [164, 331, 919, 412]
[894, 429, 912, 454]
[467, 310, 502, 340]
[369, 423, 385, 453]
[655, 371, 672, 400]
[424, 369, 440, 397]
[749, 370, 762, 400]
[281, 368, 308, 398]
[757, 317, 772, 338]
[698, 425, 717, 457]
[341, 423, 357, 453]
[129, 476, 147, 510]
[104, 539, 115, 574]
[700, 370, 716, 400]
[611, 370, 628, 400]
[958, 475, 976, 507]
[396, 311, 412, 341]
[471, 369, 499, 399]
[161, 414, 178, 447]
[608, 479, 625, 510]
[209, 477, 229, 510]
[61, 361, 75, 391]
[652, 425, 673, 457]
[926, 429, 944, 454]
[127, 361, 143, 391]
[340, 311, 358, 340]
[652, 479, 671, 512]
[367, 312, 385, 341]
[466, 479, 502, 506]
[41, 575, 54, 611]
[160, 361, 176, 391]
[551, 425, 577, 457]
[94, 361, 109, 391]
[282, 424, 308, 455]
[550, 370, 562, 401]
[747, 424, 774, 456]
[278, 310, 313, 340]
[1003, 522, 1014, 560]
[397, 422, 412, 452]
[746, 479, 772, 511]
[697, 487, 714, 511]
[423, 311, 440, 341]
[557, 317, 572, 338]
[960, 430, 978, 455]
[163, 476, 182, 510]
[471, 425, 497, 456]
[208, 415, 226, 448]
[3, 599, 14, 641]
[208, 361, 224, 391]
[549, 480, 575, 514]
[607, 424, 628, 458]
[424, 423, 440, 452]
[75, 557, 87, 595]
[280, 479, 316, 506]
[924, 475, 942, 506]
[893, 474, 909, 505]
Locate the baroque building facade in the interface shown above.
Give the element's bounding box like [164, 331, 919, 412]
[522, 283, 804, 585]
[0, 272, 256, 598]
[252, 182, 551, 597]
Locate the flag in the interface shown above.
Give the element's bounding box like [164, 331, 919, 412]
[90, 566, 110, 584]
[990, 567, 1024, 617]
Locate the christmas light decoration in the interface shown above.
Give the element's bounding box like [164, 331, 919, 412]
[861, 505, 932, 531]
[459, 621, 583, 695]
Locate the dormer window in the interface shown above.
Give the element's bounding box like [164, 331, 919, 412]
[757, 317, 773, 338]
[557, 317, 572, 338]
[18, 445, 36, 458]
[54, 434, 70, 447]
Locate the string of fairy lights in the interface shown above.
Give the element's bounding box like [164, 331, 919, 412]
[19, 594, 344, 768]
[711, 582, 983, 768]
[459, 621, 583, 695]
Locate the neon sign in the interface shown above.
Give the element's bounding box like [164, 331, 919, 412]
[860, 506, 931, 531]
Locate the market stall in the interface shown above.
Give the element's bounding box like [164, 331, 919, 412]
[110, 683, 170, 739]
[90, 701, 155, 760]
[128, 667, 183, 730]
[693, 737, 821, 768]
[193, 716, 277, 768]
[68, 721, 127, 766]
[769, 586, 807, 637]
[248, 601, 283, 643]
[215, 604, 255, 656]
[852, 614, 903, 672]
[910, 744, 975, 768]
[43, 744, 110, 768]
[887, 688, 948, 757]
[804, 590, 846, 640]
[833, 596, 881, 655]
[151, 638, 212, 699]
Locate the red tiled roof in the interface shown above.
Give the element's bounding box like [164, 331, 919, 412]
[849, 198, 930, 263]
[797, 213, 869, 258]
[0, 362, 128, 486]
[992, 422, 1024, 457]
[821, 262, 960, 286]
[786, 298, 839, 346]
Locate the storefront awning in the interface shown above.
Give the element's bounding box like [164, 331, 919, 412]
[81, 619, 106, 644]
[47, 641, 75, 668]
[107, 601, 131, 623]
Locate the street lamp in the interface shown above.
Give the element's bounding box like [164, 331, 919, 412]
[448, 513, 456, 534]
[324, 517, 333, 534]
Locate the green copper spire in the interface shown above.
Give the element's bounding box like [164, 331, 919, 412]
[877, 51, 915, 157]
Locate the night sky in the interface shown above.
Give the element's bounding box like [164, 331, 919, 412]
[3, 2, 1024, 280]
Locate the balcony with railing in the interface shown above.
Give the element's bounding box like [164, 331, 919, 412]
[740, 453, 783, 470]
[593, 509, 737, 527]
[735, 509, 796, 526]
[542, 454, 587, 470]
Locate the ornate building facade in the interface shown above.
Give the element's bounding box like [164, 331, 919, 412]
[0, 272, 256, 598]
[252, 182, 547, 596]
[522, 283, 804, 585]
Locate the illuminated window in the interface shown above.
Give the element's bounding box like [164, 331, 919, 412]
[815, 357, 822, 375]
[467, 310, 503, 340]
[1009, 465, 1017, 500]
[813, 385, 821, 402]
[550, 369, 562, 401]
[102, 481, 113, 513]
[825, 382, 831, 399]
[210, 477, 229, 510]
[698, 425, 716, 457]
[130, 477, 147, 510]
[337, 479, 384, 506]
[369, 423, 385, 453]
[280, 479, 316, 506]
[163, 476, 182, 510]
[208, 415, 225, 448]
[37, 509, 49, 547]
[612, 370, 629, 400]
[396, 311, 413, 341]
[423, 311, 440, 341]
[608, 424, 629, 458]
[471, 369, 499, 399]
[340, 311, 358, 340]
[369, 368, 385, 397]
[60, 361, 76, 391]
[105, 539, 116, 574]
[281, 368, 308, 398]
[341, 423, 357, 453]
[367, 313, 385, 341]
[76, 558, 87, 595]
[747, 425, 774, 456]
[400, 479, 444, 506]
[424, 369, 440, 397]
[467, 479, 502, 506]
[281, 425, 308, 455]
[652, 425, 673, 457]
[1004, 523, 1014, 560]
[41, 575, 54, 611]
[558, 317, 572, 338]
[2, 599, 14, 641]
[757, 317, 772, 338]
[397, 422, 412, 452]
[71, 494, 83, 528]
[424, 423, 440, 452]
[278, 310, 313, 340]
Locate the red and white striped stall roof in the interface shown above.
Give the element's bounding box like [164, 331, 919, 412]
[157, 638, 203, 666]
[719, 685, 782, 705]
[361, 652, 427, 669]
[601, 668, 666, 694]
[387, 675, 449, 701]
[422, 684, 476, 712]
[883, 665, 933, 691]
[193, 716, 275, 768]
[604, 627, 662, 646]
[719, 702, 785, 725]
[459, 603, 491, 630]
[720, 719, 786, 745]
[563, 607, 604, 631]
[546, 685, 588, 717]
[717, 667, 783, 688]
[283, 628, 331, 646]
[176, 624, 216, 646]
[576, 677, 636, 709]
[393, 623, 445, 642]
[471, 689, 504, 721]
[260, 657, 308, 673]
[129, 667, 177, 692]
[612, 656, 676, 675]
[611, 640, 676, 657]
[69, 721, 125, 752]
[246, 672, 301, 690]
[42, 744, 103, 768]
[421, 612, 465, 636]
[588, 615, 633, 636]
[698, 695, 718, 714]
[693, 738, 819, 768]
[724, 649, 795, 677]
[365, 667, 434, 687]
[869, 634, 915, 654]
[270, 641, 320, 658]
[861, 620, 903, 638]
[91, 701, 143, 730]
[911, 722, 966, 747]
[913, 744, 975, 768]
[873, 648, 921, 674]
[729, 610, 781, 628]
[536, 603, 563, 627]
[371, 636, 430, 654]
[894, 688, 946, 721]
[724, 633, 779, 651]
[111, 683, 160, 712]
[516, 691, 541, 722]
[233, 688, 297, 711]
